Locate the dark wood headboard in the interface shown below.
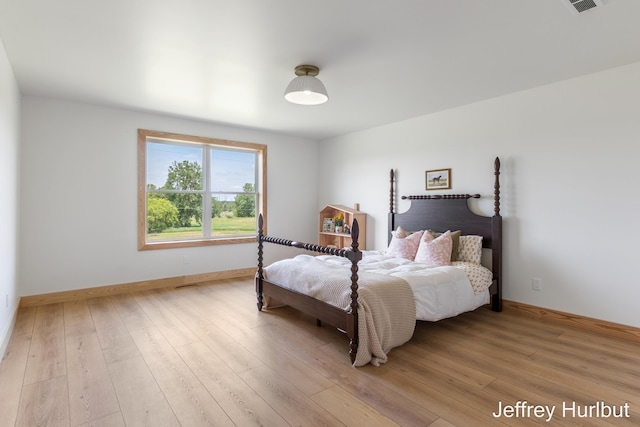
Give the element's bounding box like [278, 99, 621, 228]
[388, 157, 503, 311]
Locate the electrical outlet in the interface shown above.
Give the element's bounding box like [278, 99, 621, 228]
[532, 278, 542, 291]
[183, 255, 189, 264]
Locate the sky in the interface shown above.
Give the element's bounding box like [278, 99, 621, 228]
[146, 140, 256, 194]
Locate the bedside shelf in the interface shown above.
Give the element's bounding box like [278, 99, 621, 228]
[318, 204, 366, 250]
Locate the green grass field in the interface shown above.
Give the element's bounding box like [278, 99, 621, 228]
[147, 216, 256, 241]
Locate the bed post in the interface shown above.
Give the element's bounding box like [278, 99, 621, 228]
[256, 213, 264, 311]
[349, 219, 360, 363]
[388, 169, 396, 244]
[491, 157, 503, 312]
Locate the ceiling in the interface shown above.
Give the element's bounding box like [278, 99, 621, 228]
[1, 0, 639, 140]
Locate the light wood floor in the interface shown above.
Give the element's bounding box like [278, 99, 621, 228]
[1, 277, 638, 427]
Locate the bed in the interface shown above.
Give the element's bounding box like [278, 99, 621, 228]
[255, 157, 502, 366]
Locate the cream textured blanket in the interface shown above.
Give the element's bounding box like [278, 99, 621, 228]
[353, 273, 416, 366]
[264, 254, 416, 366]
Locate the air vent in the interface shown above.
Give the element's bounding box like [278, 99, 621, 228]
[562, 0, 604, 15]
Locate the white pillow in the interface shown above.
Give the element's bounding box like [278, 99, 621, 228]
[458, 235, 483, 264]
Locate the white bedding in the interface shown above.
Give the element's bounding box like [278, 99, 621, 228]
[263, 253, 417, 366]
[264, 251, 491, 322]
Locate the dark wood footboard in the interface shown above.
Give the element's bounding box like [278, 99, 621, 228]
[255, 214, 363, 363]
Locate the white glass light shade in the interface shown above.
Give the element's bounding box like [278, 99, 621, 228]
[284, 75, 329, 105]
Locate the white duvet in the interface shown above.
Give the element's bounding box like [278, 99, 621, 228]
[265, 251, 491, 322]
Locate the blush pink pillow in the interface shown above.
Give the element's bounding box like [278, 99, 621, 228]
[386, 227, 424, 260]
[414, 230, 453, 266]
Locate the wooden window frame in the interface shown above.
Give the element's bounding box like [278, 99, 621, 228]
[138, 129, 267, 250]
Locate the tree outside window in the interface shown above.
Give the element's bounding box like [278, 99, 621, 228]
[138, 129, 266, 250]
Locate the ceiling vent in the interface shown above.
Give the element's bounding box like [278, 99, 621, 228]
[562, 0, 604, 15]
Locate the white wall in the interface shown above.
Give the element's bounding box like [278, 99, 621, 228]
[0, 39, 20, 352]
[13, 60, 640, 332]
[319, 61, 640, 328]
[19, 97, 319, 296]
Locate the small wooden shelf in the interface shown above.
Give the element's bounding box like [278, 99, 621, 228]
[318, 204, 366, 250]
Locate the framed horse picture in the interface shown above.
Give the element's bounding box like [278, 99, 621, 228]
[425, 168, 451, 190]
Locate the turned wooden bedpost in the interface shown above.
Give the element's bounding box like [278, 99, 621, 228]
[494, 157, 501, 217]
[389, 169, 395, 214]
[492, 157, 503, 312]
[256, 214, 264, 311]
[349, 219, 360, 363]
[388, 169, 396, 244]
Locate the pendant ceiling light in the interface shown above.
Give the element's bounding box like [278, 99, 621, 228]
[284, 65, 328, 105]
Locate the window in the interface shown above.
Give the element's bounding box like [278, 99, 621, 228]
[138, 129, 266, 250]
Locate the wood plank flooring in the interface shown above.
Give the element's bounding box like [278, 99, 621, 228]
[1, 277, 638, 426]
